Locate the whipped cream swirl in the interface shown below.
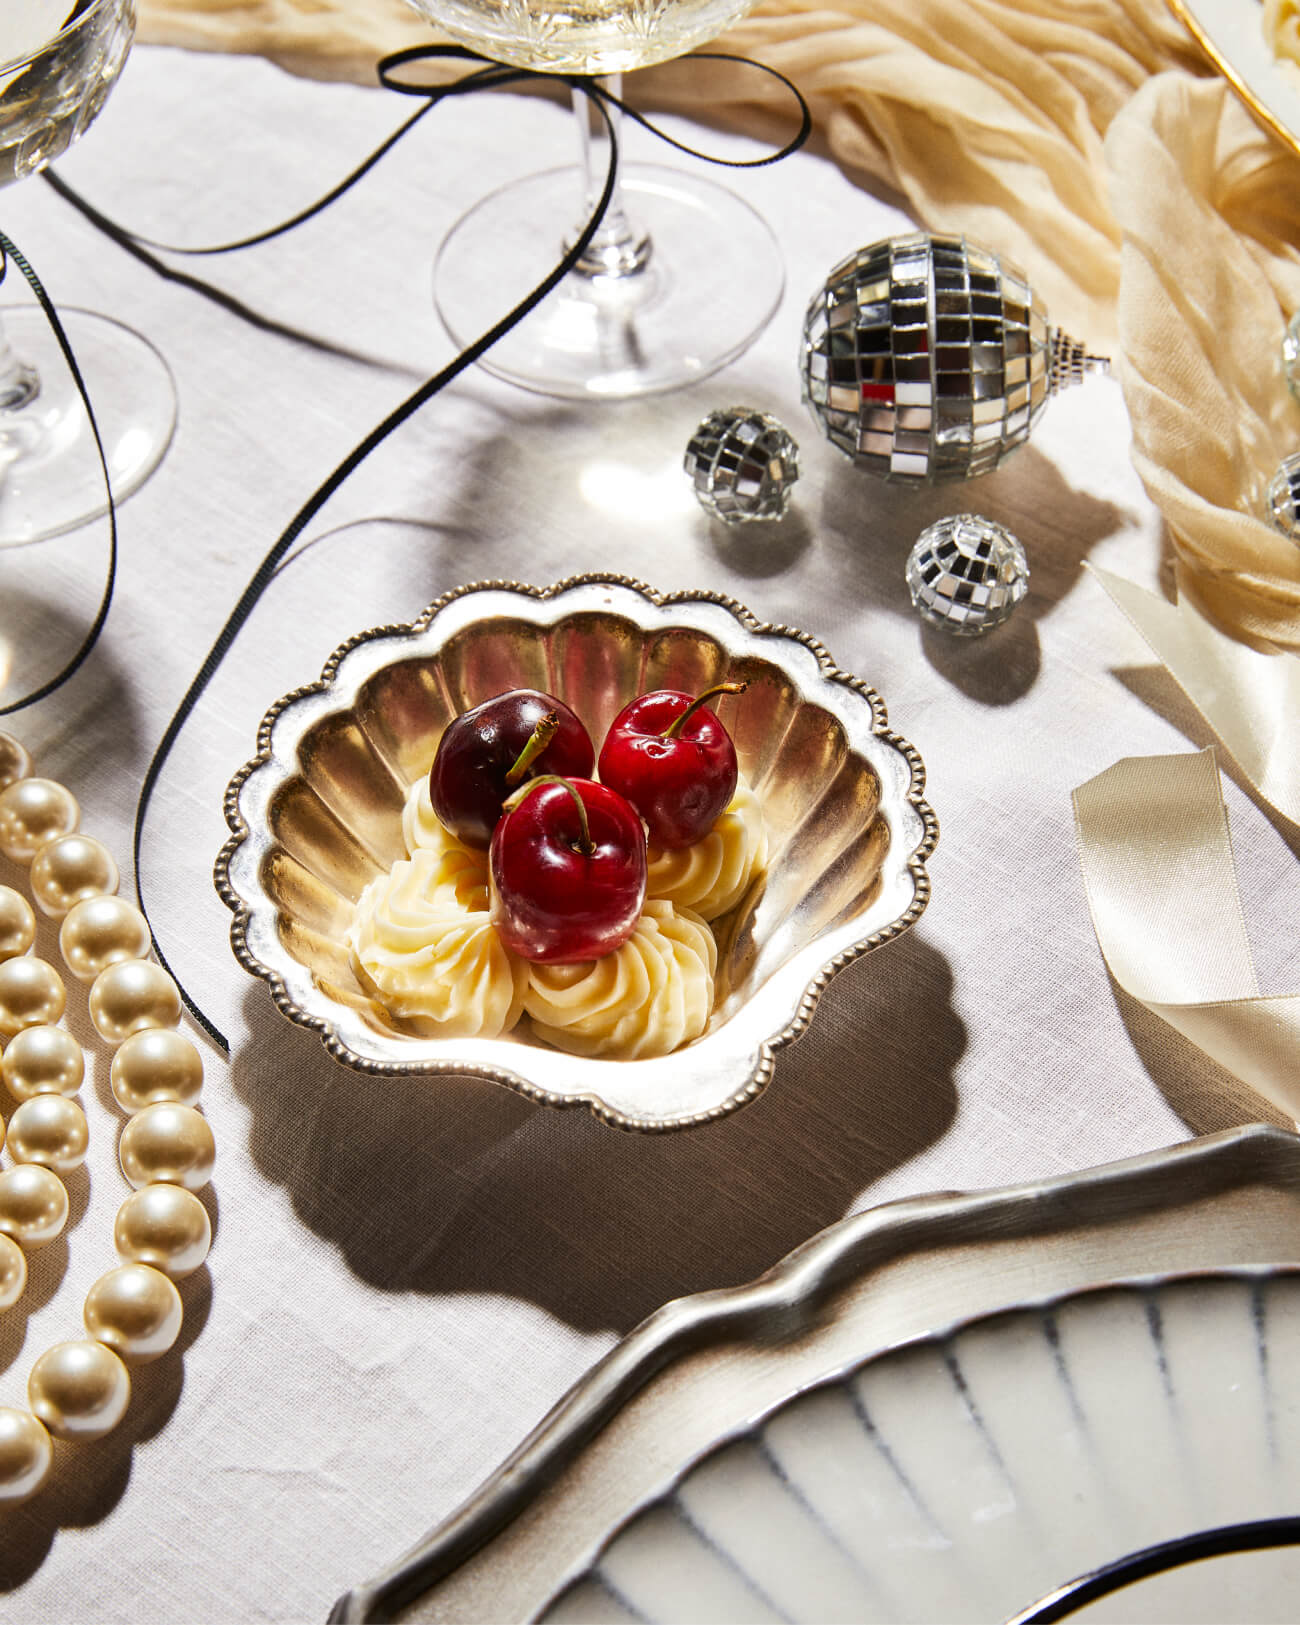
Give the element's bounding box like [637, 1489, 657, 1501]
[644, 773, 768, 920]
[524, 899, 717, 1059]
[348, 845, 526, 1038]
[401, 774, 476, 861]
[1265, 0, 1300, 66]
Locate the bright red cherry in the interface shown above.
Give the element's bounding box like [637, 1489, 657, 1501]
[490, 776, 647, 963]
[430, 689, 594, 849]
[597, 683, 746, 849]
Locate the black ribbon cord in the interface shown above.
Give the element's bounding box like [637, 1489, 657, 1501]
[5, 45, 811, 1053]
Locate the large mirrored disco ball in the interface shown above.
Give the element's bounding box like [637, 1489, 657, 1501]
[684, 406, 800, 524]
[800, 232, 1107, 485]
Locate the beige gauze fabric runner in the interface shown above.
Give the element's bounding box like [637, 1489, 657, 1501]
[1106, 70, 1300, 649]
[136, 0, 1300, 647]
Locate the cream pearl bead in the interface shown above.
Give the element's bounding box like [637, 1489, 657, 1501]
[2, 1023, 85, 1099]
[114, 1185, 211, 1279]
[84, 1263, 182, 1362]
[88, 959, 180, 1043]
[0, 732, 32, 793]
[0, 1164, 69, 1245]
[29, 833, 119, 919]
[111, 1028, 203, 1114]
[28, 1340, 130, 1441]
[0, 1233, 27, 1310]
[58, 894, 152, 983]
[0, 885, 36, 962]
[0, 778, 79, 864]
[7, 1096, 88, 1174]
[119, 1103, 215, 1192]
[0, 956, 66, 1041]
[0, 1407, 52, 1503]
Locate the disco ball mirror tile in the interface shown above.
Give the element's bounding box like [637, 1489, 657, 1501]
[800, 233, 1057, 485]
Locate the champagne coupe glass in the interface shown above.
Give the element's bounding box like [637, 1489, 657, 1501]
[404, 0, 780, 399]
[0, 0, 176, 544]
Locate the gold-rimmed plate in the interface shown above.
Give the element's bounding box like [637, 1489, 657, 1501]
[1169, 0, 1300, 160]
[214, 575, 936, 1132]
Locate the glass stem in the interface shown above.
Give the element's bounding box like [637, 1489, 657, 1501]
[568, 76, 651, 281]
[0, 310, 40, 414]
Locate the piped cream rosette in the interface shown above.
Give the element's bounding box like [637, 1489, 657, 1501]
[348, 816, 527, 1039]
[401, 774, 452, 856]
[643, 774, 768, 921]
[523, 900, 717, 1059]
[353, 771, 766, 1057]
[1265, 0, 1300, 69]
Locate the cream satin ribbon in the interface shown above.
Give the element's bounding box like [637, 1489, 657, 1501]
[1089, 566, 1300, 828]
[1073, 571, 1300, 1125]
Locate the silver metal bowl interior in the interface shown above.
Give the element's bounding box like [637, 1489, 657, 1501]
[215, 576, 936, 1130]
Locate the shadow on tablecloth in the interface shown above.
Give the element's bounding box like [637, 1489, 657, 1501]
[230, 930, 963, 1334]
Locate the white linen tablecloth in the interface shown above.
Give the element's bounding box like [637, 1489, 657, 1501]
[1, 41, 1296, 1624]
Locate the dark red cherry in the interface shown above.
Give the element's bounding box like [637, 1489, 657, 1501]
[597, 683, 745, 849]
[430, 689, 594, 848]
[489, 777, 646, 963]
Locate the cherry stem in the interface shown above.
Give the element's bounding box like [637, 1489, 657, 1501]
[504, 711, 559, 786]
[662, 681, 748, 740]
[502, 774, 596, 856]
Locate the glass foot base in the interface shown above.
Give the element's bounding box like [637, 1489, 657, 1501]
[434, 164, 784, 401]
[0, 307, 177, 546]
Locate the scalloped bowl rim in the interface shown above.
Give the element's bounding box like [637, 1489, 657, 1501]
[215, 576, 937, 1131]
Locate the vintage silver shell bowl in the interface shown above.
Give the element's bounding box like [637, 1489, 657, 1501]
[214, 576, 937, 1131]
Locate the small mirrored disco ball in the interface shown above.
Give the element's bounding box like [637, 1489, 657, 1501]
[684, 407, 800, 523]
[800, 232, 1106, 484]
[1265, 452, 1300, 542]
[1284, 314, 1300, 405]
[905, 514, 1029, 635]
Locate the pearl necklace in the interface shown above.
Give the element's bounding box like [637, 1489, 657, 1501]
[0, 731, 213, 1505]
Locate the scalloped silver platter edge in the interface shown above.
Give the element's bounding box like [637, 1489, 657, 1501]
[215, 576, 937, 1131]
[542, 1264, 1300, 1625]
[327, 1123, 1300, 1624]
